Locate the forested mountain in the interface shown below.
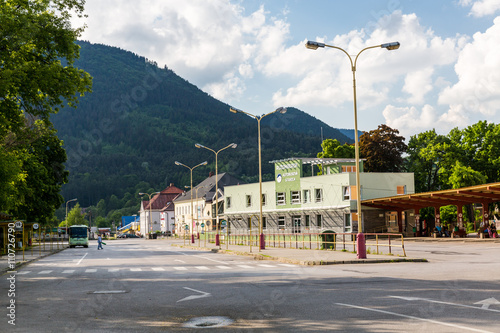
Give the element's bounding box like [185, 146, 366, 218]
[52, 41, 352, 210]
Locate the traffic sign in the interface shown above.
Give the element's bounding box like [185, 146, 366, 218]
[201, 223, 205, 228]
[33, 223, 39, 230]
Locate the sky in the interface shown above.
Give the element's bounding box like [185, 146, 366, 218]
[71, 0, 500, 140]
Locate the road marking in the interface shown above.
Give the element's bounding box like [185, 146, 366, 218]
[174, 267, 188, 270]
[390, 296, 500, 313]
[257, 264, 276, 268]
[76, 253, 88, 265]
[62, 270, 75, 274]
[195, 266, 209, 270]
[92, 290, 127, 294]
[278, 264, 296, 267]
[216, 266, 231, 270]
[39, 270, 52, 274]
[474, 298, 500, 309]
[237, 265, 253, 269]
[85, 269, 97, 273]
[130, 268, 142, 271]
[177, 287, 211, 303]
[336, 303, 494, 333]
[152, 267, 165, 271]
[16, 271, 31, 275]
[174, 259, 186, 263]
[192, 255, 228, 264]
[108, 268, 119, 272]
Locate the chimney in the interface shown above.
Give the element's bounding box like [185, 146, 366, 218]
[209, 171, 214, 177]
[169, 183, 174, 187]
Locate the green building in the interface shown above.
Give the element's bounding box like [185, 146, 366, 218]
[224, 157, 414, 234]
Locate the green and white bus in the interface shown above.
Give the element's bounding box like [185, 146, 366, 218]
[68, 225, 89, 248]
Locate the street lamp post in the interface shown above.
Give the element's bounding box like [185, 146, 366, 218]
[138, 192, 160, 239]
[175, 161, 208, 244]
[65, 198, 77, 244]
[194, 185, 205, 246]
[195, 143, 237, 248]
[229, 106, 287, 250]
[305, 40, 400, 259]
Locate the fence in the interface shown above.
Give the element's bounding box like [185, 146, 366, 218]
[223, 232, 406, 256]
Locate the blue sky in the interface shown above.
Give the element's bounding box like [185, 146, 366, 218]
[73, 0, 500, 140]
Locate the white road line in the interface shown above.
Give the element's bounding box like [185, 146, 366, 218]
[62, 270, 75, 274]
[85, 269, 97, 273]
[130, 268, 142, 271]
[191, 255, 228, 264]
[237, 265, 253, 269]
[336, 303, 494, 333]
[108, 268, 119, 272]
[278, 264, 296, 267]
[195, 266, 209, 270]
[257, 264, 276, 268]
[174, 267, 188, 270]
[16, 271, 31, 275]
[216, 266, 231, 270]
[39, 270, 52, 274]
[152, 267, 165, 271]
[76, 253, 88, 265]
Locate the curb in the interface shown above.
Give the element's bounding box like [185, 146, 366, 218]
[173, 244, 428, 266]
[1, 247, 67, 276]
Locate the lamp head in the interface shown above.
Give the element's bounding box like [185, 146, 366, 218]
[139, 192, 144, 196]
[174, 161, 181, 165]
[229, 107, 242, 114]
[202, 161, 208, 166]
[195, 143, 203, 149]
[381, 42, 400, 50]
[276, 107, 287, 114]
[305, 41, 325, 50]
[231, 143, 237, 149]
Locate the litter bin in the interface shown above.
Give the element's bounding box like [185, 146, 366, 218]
[320, 230, 336, 250]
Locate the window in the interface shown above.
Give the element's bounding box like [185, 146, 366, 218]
[397, 185, 407, 195]
[278, 216, 285, 230]
[246, 195, 252, 207]
[345, 213, 352, 232]
[262, 216, 267, 229]
[226, 197, 231, 209]
[277, 192, 286, 205]
[303, 189, 311, 203]
[342, 165, 356, 173]
[305, 215, 310, 227]
[247, 217, 252, 229]
[262, 194, 267, 206]
[291, 191, 300, 204]
[343, 186, 350, 201]
[316, 214, 322, 228]
[315, 189, 323, 203]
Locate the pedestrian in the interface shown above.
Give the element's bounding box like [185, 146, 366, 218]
[97, 234, 103, 250]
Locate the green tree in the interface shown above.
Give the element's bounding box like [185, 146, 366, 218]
[317, 139, 355, 159]
[359, 124, 407, 172]
[61, 203, 86, 227]
[0, 0, 92, 217]
[446, 161, 487, 189]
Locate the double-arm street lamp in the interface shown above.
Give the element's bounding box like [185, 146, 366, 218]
[195, 142, 237, 248]
[138, 191, 160, 239]
[175, 161, 208, 243]
[229, 106, 287, 250]
[305, 40, 400, 259]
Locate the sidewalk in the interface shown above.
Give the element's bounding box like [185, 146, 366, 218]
[0, 244, 67, 274]
[168, 239, 427, 265]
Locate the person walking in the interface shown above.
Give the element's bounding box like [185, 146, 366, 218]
[97, 234, 103, 250]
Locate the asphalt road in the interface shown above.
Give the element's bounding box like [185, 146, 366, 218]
[2, 239, 500, 332]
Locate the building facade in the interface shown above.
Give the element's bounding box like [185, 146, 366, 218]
[224, 158, 414, 234]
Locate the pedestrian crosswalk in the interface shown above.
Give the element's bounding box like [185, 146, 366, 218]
[15, 263, 297, 276]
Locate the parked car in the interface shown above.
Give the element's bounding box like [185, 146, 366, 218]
[125, 234, 140, 238]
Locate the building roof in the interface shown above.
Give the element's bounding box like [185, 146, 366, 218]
[143, 184, 183, 211]
[174, 172, 245, 204]
[269, 157, 364, 166]
[362, 182, 500, 212]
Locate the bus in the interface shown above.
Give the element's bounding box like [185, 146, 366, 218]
[68, 225, 89, 248]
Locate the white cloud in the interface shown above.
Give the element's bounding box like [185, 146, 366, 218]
[460, 0, 500, 17]
[383, 104, 439, 138]
[439, 17, 500, 118]
[402, 68, 434, 104]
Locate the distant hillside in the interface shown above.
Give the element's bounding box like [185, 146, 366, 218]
[52, 41, 354, 207]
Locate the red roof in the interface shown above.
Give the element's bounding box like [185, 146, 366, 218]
[144, 184, 183, 211]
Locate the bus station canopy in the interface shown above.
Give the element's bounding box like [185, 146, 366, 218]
[362, 182, 500, 212]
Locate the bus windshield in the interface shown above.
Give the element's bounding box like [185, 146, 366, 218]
[69, 226, 88, 238]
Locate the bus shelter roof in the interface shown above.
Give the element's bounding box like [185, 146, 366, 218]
[362, 182, 500, 212]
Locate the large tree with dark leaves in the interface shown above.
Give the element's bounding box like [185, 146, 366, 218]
[359, 124, 407, 172]
[0, 0, 92, 220]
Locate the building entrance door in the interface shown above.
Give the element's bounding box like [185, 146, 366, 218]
[293, 216, 301, 233]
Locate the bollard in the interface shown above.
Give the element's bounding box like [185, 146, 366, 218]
[356, 233, 367, 259]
